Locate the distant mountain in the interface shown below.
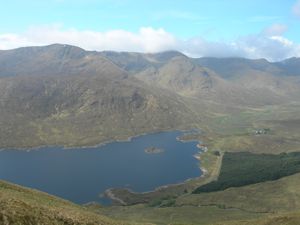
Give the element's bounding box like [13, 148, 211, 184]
[194, 57, 300, 102]
[0, 44, 299, 148]
[100, 50, 186, 73]
[195, 57, 282, 79]
[275, 57, 300, 76]
[99, 50, 300, 104]
[135, 55, 300, 105]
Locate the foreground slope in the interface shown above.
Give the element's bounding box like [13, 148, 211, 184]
[213, 211, 300, 225]
[4, 178, 300, 225]
[0, 180, 149, 225]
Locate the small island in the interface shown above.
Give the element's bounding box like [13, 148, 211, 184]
[144, 146, 164, 154]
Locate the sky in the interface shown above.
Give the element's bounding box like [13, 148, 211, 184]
[0, 0, 300, 61]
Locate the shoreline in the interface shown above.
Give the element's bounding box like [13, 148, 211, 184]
[0, 128, 201, 152]
[106, 172, 204, 202]
[104, 141, 208, 204]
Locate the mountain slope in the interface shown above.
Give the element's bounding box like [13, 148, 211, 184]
[0, 45, 199, 148]
[0, 73, 198, 148]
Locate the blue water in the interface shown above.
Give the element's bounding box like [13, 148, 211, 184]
[0, 131, 201, 204]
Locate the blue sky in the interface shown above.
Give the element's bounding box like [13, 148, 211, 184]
[0, 0, 300, 60]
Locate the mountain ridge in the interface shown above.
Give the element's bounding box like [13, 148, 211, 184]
[0, 44, 300, 148]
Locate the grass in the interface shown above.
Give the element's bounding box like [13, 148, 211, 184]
[212, 211, 300, 225]
[177, 172, 300, 213]
[0, 180, 151, 225]
[96, 204, 262, 225]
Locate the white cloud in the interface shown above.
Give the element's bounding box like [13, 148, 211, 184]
[293, 0, 300, 17]
[234, 34, 299, 61]
[13, 25, 178, 53]
[0, 24, 299, 61]
[178, 33, 300, 62]
[0, 33, 36, 50]
[262, 23, 288, 36]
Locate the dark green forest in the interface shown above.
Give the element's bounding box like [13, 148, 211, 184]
[194, 151, 300, 193]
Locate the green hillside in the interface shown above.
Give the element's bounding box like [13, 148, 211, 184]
[0, 180, 151, 225]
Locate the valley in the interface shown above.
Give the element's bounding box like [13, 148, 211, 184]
[1, 44, 300, 225]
